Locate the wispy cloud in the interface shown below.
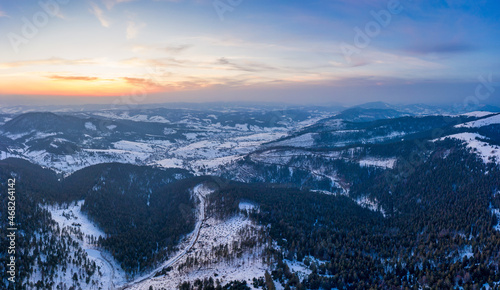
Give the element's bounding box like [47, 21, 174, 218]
[406, 42, 477, 55]
[102, 0, 138, 10]
[89, 2, 110, 27]
[121, 57, 191, 68]
[0, 10, 8, 18]
[163, 44, 192, 54]
[329, 60, 371, 68]
[0, 58, 97, 69]
[120, 56, 329, 81]
[131, 44, 192, 54]
[216, 57, 277, 72]
[126, 21, 146, 39]
[54, 10, 67, 20]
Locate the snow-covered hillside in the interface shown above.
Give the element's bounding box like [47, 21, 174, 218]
[439, 133, 500, 164]
[125, 185, 270, 289]
[359, 158, 397, 169]
[455, 113, 500, 128]
[45, 201, 127, 288]
[0, 109, 323, 175]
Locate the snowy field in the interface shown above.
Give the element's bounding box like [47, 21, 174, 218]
[455, 113, 500, 128]
[439, 133, 500, 164]
[460, 111, 496, 118]
[1, 120, 292, 176]
[271, 133, 317, 148]
[45, 201, 127, 288]
[21, 148, 151, 175]
[128, 200, 269, 289]
[359, 157, 397, 169]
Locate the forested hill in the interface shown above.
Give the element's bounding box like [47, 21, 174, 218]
[0, 159, 198, 280]
[207, 142, 500, 288]
[79, 170, 200, 273]
[62, 162, 192, 202]
[0, 158, 61, 202]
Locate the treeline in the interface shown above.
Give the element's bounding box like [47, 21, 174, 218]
[312, 115, 468, 148]
[477, 123, 500, 145]
[178, 278, 252, 290]
[63, 162, 192, 202]
[223, 151, 381, 194]
[206, 183, 387, 288]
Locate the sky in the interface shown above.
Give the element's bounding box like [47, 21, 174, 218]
[0, 0, 499, 106]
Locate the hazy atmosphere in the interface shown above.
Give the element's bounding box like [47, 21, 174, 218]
[1, 0, 499, 106]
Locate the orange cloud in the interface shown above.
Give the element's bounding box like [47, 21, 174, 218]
[121, 77, 161, 88]
[48, 75, 103, 81]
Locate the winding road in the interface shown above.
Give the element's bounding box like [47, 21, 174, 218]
[118, 184, 211, 290]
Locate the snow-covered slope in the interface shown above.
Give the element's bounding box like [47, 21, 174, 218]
[359, 157, 397, 169]
[0, 109, 315, 175]
[45, 201, 127, 288]
[461, 111, 496, 118]
[126, 186, 270, 289]
[439, 133, 500, 163]
[455, 113, 500, 128]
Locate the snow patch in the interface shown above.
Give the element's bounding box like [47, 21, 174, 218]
[356, 196, 386, 217]
[113, 140, 155, 153]
[272, 133, 316, 148]
[239, 201, 258, 211]
[491, 204, 500, 232]
[283, 259, 312, 280]
[155, 158, 184, 168]
[184, 133, 198, 140]
[439, 133, 500, 164]
[163, 128, 177, 135]
[359, 158, 397, 169]
[85, 122, 97, 131]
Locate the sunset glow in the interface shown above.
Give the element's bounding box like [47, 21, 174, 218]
[0, 0, 499, 105]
